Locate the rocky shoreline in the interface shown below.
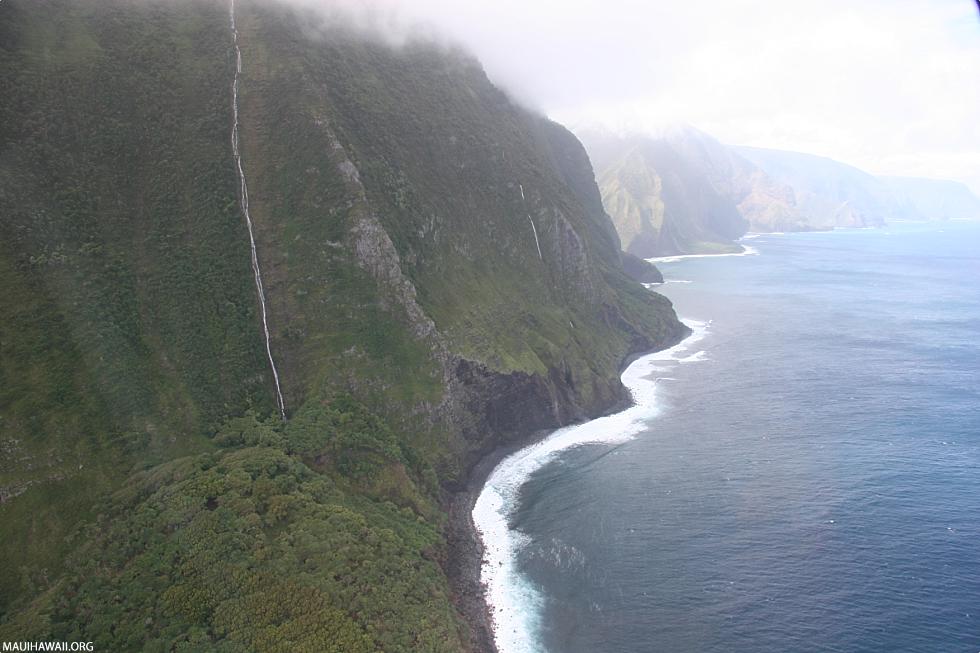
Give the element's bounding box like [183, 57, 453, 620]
[446, 433, 544, 653]
[445, 328, 689, 653]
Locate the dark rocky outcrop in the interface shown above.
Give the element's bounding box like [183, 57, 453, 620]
[621, 251, 665, 284]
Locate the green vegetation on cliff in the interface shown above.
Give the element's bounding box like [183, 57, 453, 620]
[0, 0, 684, 648]
[0, 0, 272, 615]
[5, 440, 460, 652]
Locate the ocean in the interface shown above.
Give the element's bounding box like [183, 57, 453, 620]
[473, 221, 980, 653]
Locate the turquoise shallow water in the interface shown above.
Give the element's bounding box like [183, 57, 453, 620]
[508, 222, 980, 652]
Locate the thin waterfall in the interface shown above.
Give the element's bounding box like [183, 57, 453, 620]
[229, 0, 286, 420]
[527, 216, 544, 261]
[519, 184, 544, 261]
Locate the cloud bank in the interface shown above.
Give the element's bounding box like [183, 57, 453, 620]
[293, 0, 980, 192]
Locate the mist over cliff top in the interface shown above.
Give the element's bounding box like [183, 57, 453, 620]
[283, 0, 980, 195]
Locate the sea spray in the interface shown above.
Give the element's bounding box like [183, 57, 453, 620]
[473, 319, 710, 653]
[229, 0, 286, 420]
[489, 223, 980, 652]
[646, 246, 759, 264]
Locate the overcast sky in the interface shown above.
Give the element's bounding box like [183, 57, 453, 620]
[321, 0, 980, 192]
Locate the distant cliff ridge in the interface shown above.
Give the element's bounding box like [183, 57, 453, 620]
[581, 126, 974, 258]
[734, 146, 910, 228]
[578, 128, 748, 258]
[881, 176, 980, 221]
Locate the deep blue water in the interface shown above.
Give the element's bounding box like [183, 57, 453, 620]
[512, 222, 980, 652]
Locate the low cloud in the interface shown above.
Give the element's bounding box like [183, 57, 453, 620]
[287, 0, 980, 192]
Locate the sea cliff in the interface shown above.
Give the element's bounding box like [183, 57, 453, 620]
[0, 0, 683, 648]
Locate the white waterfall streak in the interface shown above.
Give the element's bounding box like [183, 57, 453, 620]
[527, 215, 543, 261]
[518, 184, 543, 261]
[229, 0, 286, 420]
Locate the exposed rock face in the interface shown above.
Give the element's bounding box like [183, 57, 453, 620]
[322, 120, 440, 342]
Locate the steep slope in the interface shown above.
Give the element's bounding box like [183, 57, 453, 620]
[0, 0, 275, 615]
[735, 146, 908, 227]
[579, 126, 827, 257]
[881, 177, 980, 221]
[657, 126, 809, 233]
[583, 127, 960, 255]
[231, 0, 683, 462]
[621, 252, 664, 284]
[579, 129, 748, 257]
[0, 0, 684, 649]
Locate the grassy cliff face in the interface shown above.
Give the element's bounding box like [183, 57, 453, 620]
[0, 0, 684, 648]
[232, 0, 683, 470]
[0, 0, 274, 615]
